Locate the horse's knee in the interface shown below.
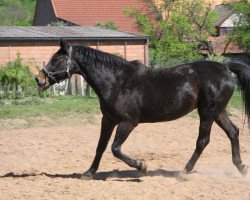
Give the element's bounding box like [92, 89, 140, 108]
[234, 126, 239, 137]
[111, 146, 121, 158]
[229, 121, 239, 137]
[228, 129, 239, 142]
[196, 137, 210, 153]
[197, 136, 210, 146]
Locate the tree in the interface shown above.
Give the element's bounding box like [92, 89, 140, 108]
[124, 0, 217, 67]
[228, 1, 250, 52]
[0, 0, 36, 26]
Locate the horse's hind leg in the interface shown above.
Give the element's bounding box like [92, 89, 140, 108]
[183, 115, 214, 174]
[216, 111, 248, 176]
[111, 120, 147, 172]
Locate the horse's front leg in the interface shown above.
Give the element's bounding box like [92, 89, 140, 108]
[111, 120, 147, 172]
[81, 116, 116, 179]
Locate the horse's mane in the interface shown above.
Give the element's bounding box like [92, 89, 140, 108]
[72, 44, 198, 77]
[73, 45, 142, 71]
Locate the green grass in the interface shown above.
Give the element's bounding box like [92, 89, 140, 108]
[0, 91, 245, 117]
[0, 96, 100, 119]
[0, 91, 245, 129]
[0, 92, 244, 119]
[228, 90, 244, 110]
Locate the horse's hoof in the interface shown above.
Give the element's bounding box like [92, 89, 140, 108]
[176, 170, 188, 182]
[140, 163, 148, 174]
[240, 165, 248, 177]
[80, 171, 94, 180]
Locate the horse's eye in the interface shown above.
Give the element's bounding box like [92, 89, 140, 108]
[52, 57, 61, 65]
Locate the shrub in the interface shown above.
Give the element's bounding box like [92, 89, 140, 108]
[0, 53, 38, 99]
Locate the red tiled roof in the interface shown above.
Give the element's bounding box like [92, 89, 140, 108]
[51, 0, 151, 33]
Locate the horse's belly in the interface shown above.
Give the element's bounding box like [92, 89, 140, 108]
[140, 105, 196, 122]
[140, 92, 198, 122]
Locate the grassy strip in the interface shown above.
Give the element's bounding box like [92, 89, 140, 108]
[0, 91, 244, 129]
[0, 92, 244, 120]
[0, 96, 100, 119]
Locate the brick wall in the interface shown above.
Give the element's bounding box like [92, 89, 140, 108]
[0, 41, 59, 74]
[0, 39, 147, 95]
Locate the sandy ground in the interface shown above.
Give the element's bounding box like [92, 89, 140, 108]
[0, 111, 250, 200]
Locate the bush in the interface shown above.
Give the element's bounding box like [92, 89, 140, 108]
[0, 53, 38, 99]
[207, 53, 225, 62]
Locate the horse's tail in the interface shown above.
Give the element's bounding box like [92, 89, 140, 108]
[226, 61, 250, 122]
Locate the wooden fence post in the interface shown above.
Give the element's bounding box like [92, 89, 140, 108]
[67, 78, 73, 95]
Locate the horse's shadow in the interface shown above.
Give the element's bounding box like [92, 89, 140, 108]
[0, 169, 182, 182]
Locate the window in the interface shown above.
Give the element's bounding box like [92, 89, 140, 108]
[220, 27, 234, 36]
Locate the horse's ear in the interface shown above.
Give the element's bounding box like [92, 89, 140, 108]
[59, 38, 69, 52]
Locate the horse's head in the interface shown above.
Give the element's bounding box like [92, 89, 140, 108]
[35, 39, 77, 92]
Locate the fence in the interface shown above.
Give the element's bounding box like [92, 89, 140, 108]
[47, 74, 91, 96]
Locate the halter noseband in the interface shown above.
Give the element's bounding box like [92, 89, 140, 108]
[42, 47, 73, 84]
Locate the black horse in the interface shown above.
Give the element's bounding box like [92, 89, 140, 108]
[35, 39, 250, 179]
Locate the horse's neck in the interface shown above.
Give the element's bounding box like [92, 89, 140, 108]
[74, 46, 137, 100]
[79, 61, 127, 101]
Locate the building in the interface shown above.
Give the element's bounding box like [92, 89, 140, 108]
[0, 26, 149, 95]
[0, 26, 148, 67]
[33, 0, 227, 34]
[213, 4, 236, 37]
[33, 0, 152, 33]
[210, 3, 250, 63]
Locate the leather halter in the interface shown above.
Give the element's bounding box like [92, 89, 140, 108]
[42, 47, 73, 84]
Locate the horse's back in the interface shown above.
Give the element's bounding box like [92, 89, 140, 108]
[108, 60, 235, 123]
[140, 61, 234, 121]
[120, 63, 200, 122]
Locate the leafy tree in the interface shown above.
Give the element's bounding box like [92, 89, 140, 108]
[227, 1, 250, 52]
[124, 0, 217, 67]
[0, 0, 36, 26]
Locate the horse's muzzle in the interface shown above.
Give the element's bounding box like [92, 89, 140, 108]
[35, 72, 50, 92]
